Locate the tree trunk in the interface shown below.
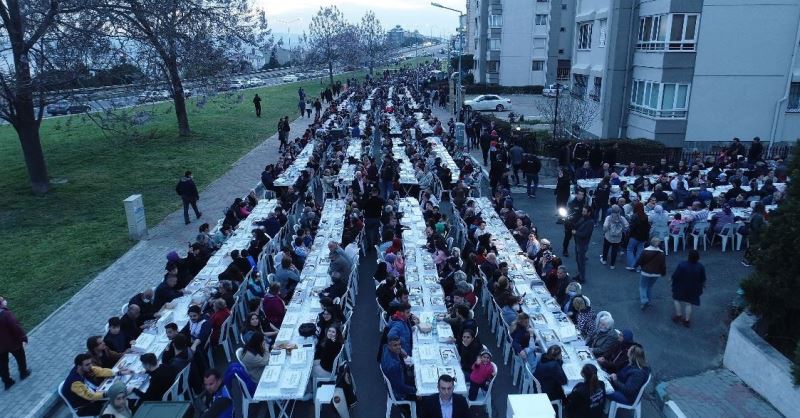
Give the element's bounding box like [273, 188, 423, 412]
[8, 17, 49, 195]
[328, 61, 334, 86]
[16, 119, 50, 195]
[165, 56, 190, 137]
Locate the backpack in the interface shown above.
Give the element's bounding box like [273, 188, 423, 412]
[607, 217, 625, 242]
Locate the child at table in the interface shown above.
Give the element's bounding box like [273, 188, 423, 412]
[468, 351, 496, 400]
[668, 213, 685, 234]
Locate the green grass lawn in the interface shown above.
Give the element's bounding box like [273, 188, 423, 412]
[0, 70, 378, 329]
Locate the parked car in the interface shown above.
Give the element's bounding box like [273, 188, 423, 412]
[463, 94, 512, 112]
[45, 100, 91, 116]
[137, 90, 170, 103]
[168, 89, 192, 99]
[228, 79, 245, 90]
[282, 74, 298, 83]
[542, 84, 569, 97]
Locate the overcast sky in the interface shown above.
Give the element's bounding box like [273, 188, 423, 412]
[256, 0, 465, 39]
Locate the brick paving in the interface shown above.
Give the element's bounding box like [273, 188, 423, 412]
[658, 369, 783, 418]
[0, 116, 311, 417]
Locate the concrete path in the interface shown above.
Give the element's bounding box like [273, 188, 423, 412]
[0, 115, 311, 417]
[657, 369, 783, 418]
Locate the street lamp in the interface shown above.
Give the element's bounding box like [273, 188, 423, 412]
[552, 83, 563, 140]
[431, 2, 464, 116]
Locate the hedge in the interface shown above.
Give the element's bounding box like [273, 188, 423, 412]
[465, 84, 544, 95]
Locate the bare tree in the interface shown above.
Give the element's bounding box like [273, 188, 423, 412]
[535, 94, 600, 139]
[91, 0, 272, 137]
[0, 0, 97, 195]
[359, 11, 386, 75]
[307, 6, 346, 86]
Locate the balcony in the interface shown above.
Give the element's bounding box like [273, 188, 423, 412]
[629, 104, 687, 119]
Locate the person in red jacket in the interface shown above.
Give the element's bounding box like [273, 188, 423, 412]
[0, 296, 31, 390]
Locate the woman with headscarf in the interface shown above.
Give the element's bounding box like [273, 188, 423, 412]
[602, 206, 629, 269]
[647, 205, 669, 233]
[384, 254, 401, 278]
[101, 381, 133, 418]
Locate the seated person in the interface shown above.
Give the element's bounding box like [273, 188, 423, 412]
[314, 325, 344, 378]
[198, 369, 234, 418]
[62, 353, 131, 416]
[586, 311, 619, 359]
[103, 317, 128, 353]
[379, 336, 416, 400]
[86, 335, 122, 369]
[608, 346, 651, 406]
[134, 353, 178, 401]
[261, 283, 286, 329]
[533, 346, 568, 401]
[241, 333, 269, 382]
[101, 381, 133, 417]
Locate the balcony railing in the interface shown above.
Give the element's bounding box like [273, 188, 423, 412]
[629, 104, 687, 119]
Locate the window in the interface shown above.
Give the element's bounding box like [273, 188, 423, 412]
[630, 80, 690, 118]
[598, 19, 607, 47]
[538, 0, 548, 2]
[558, 49, 564, 54]
[788, 83, 800, 111]
[489, 15, 503, 27]
[572, 74, 588, 98]
[535, 14, 548, 26]
[487, 60, 500, 73]
[557, 60, 571, 81]
[637, 13, 699, 51]
[560, 27, 565, 32]
[532, 60, 545, 71]
[562, 4, 567, 9]
[533, 38, 547, 49]
[590, 77, 602, 101]
[489, 38, 501, 50]
[577, 22, 592, 50]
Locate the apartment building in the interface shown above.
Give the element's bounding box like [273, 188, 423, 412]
[571, 0, 800, 146]
[469, 0, 576, 86]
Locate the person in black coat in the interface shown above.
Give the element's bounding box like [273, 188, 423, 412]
[134, 353, 178, 401]
[747, 137, 763, 162]
[567, 364, 607, 418]
[555, 167, 571, 212]
[175, 170, 202, 225]
[671, 250, 706, 327]
[533, 345, 568, 402]
[420, 374, 470, 418]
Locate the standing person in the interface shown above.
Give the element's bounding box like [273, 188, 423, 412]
[601, 206, 629, 269]
[420, 374, 470, 418]
[281, 116, 291, 146]
[522, 152, 542, 198]
[625, 203, 650, 271]
[573, 206, 594, 283]
[671, 250, 706, 327]
[479, 130, 492, 166]
[176, 171, 202, 225]
[298, 98, 306, 118]
[277, 118, 287, 152]
[252, 94, 262, 117]
[298, 86, 305, 102]
[747, 136, 763, 162]
[0, 296, 30, 390]
[313, 98, 322, 118]
[555, 167, 571, 216]
[533, 345, 568, 402]
[509, 142, 524, 186]
[305, 101, 312, 118]
[634, 237, 667, 310]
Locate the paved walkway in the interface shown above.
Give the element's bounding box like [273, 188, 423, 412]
[0, 116, 311, 417]
[657, 369, 783, 417]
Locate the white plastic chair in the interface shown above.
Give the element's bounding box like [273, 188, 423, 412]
[120, 302, 129, 316]
[523, 373, 563, 418]
[711, 223, 737, 252]
[689, 221, 709, 251]
[57, 381, 84, 418]
[235, 347, 245, 363]
[668, 223, 688, 252]
[380, 371, 417, 418]
[162, 375, 182, 401]
[376, 297, 389, 332]
[235, 373, 257, 418]
[467, 362, 498, 417]
[608, 374, 652, 418]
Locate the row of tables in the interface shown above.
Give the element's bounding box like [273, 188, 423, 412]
[470, 197, 614, 394]
[390, 138, 419, 188]
[273, 142, 317, 187]
[398, 198, 468, 396]
[426, 136, 460, 184]
[253, 199, 347, 414]
[100, 199, 280, 394]
[337, 139, 364, 186]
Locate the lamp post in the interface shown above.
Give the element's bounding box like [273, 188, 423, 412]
[431, 2, 464, 116]
[552, 83, 563, 140]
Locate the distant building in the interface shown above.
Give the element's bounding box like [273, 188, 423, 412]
[388, 25, 406, 45]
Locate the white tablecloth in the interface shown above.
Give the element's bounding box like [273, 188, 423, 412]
[274, 142, 316, 187]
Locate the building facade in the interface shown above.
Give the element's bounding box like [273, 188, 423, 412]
[470, 0, 576, 86]
[388, 25, 406, 46]
[571, 0, 800, 146]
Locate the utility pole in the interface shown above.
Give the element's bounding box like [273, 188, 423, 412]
[553, 83, 562, 140]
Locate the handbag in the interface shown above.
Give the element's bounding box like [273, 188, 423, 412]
[298, 323, 316, 338]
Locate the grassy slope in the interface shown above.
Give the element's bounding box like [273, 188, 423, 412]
[0, 73, 366, 329]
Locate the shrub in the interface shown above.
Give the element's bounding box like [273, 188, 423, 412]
[464, 84, 544, 95]
[741, 142, 800, 384]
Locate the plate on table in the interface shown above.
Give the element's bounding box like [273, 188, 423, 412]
[421, 365, 439, 384]
[576, 349, 593, 362]
[437, 366, 457, 380]
[539, 329, 558, 345]
[545, 299, 561, 313]
[439, 347, 457, 363]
